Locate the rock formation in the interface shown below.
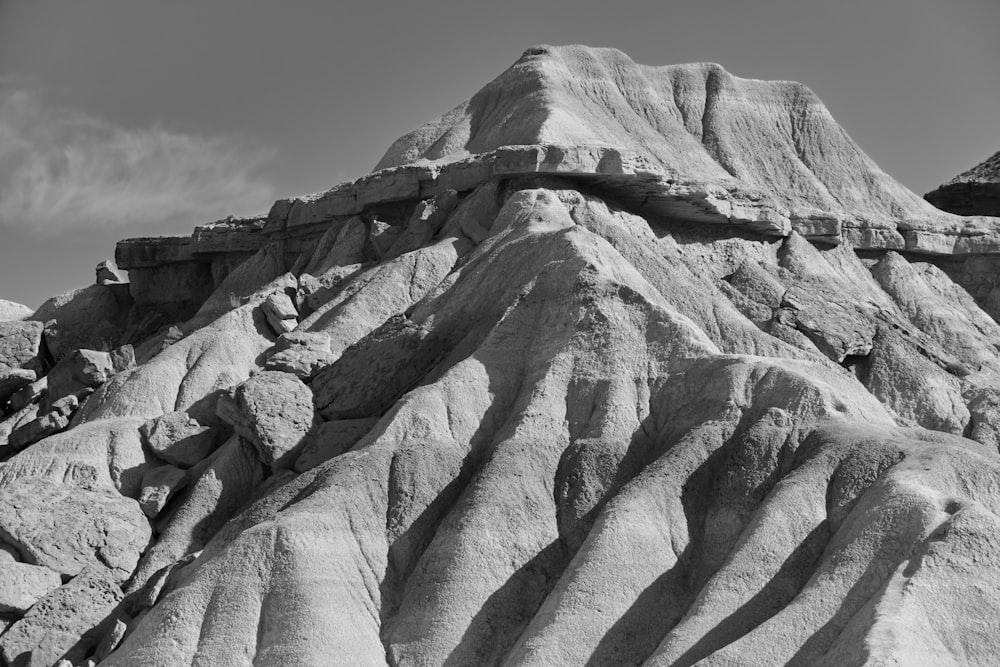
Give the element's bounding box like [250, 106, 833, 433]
[0, 45, 999, 666]
[926, 150, 1000, 216]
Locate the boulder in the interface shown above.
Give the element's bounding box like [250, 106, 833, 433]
[138, 464, 188, 518]
[216, 371, 316, 469]
[0, 321, 43, 371]
[264, 330, 335, 380]
[127, 436, 262, 592]
[7, 409, 70, 451]
[262, 292, 298, 335]
[0, 403, 39, 451]
[140, 412, 223, 468]
[7, 377, 46, 413]
[0, 366, 36, 407]
[46, 347, 134, 408]
[0, 478, 151, 581]
[29, 284, 129, 361]
[0, 568, 123, 667]
[0, 562, 62, 614]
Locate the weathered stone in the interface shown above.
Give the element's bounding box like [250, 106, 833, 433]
[0, 321, 43, 371]
[93, 617, 128, 662]
[0, 300, 33, 323]
[96, 258, 124, 285]
[0, 366, 36, 406]
[0, 568, 123, 667]
[45, 347, 132, 408]
[262, 292, 298, 335]
[384, 190, 459, 259]
[7, 377, 45, 413]
[7, 410, 70, 450]
[293, 417, 378, 473]
[127, 436, 262, 593]
[368, 219, 405, 259]
[30, 284, 129, 361]
[0, 562, 62, 614]
[140, 412, 223, 468]
[216, 371, 316, 469]
[138, 464, 188, 518]
[0, 478, 151, 581]
[264, 330, 334, 380]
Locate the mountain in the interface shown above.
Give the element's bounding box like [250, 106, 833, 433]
[0, 45, 999, 666]
[926, 149, 1000, 216]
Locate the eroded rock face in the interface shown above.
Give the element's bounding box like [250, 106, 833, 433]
[2, 44, 1000, 667]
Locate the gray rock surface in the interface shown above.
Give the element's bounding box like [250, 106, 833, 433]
[0, 478, 151, 581]
[0, 321, 43, 371]
[0, 568, 123, 667]
[140, 411, 222, 468]
[0, 300, 33, 323]
[138, 464, 188, 518]
[0, 44, 998, 667]
[0, 562, 62, 614]
[216, 371, 316, 469]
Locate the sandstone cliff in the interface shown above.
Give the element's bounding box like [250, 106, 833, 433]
[0, 45, 998, 667]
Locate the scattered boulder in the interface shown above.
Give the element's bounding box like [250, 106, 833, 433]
[262, 291, 298, 335]
[10, 412, 67, 449]
[0, 478, 151, 581]
[7, 376, 46, 413]
[293, 417, 378, 472]
[0, 366, 36, 406]
[265, 330, 335, 380]
[29, 284, 129, 361]
[0, 403, 39, 451]
[216, 371, 316, 469]
[0, 562, 62, 614]
[127, 436, 262, 592]
[46, 346, 134, 408]
[140, 412, 223, 468]
[0, 567, 123, 667]
[0, 321, 43, 372]
[138, 464, 188, 518]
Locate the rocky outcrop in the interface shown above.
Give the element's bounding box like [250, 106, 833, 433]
[2, 45, 1000, 666]
[926, 149, 1000, 216]
[0, 301, 33, 323]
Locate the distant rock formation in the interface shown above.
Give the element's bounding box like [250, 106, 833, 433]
[1, 45, 999, 666]
[0, 301, 33, 323]
[926, 149, 1000, 216]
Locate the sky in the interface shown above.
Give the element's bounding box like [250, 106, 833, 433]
[0, 0, 997, 309]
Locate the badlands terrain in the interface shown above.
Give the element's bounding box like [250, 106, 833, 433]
[0, 45, 999, 666]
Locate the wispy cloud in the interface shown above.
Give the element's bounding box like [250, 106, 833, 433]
[0, 85, 277, 235]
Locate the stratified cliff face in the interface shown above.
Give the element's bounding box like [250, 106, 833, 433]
[1, 45, 1000, 667]
[926, 150, 1000, 216]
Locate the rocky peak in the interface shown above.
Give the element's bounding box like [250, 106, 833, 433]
[926, 149, 1000, 216]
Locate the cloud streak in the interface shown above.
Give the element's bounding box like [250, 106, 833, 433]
[0, 86, 277, 235]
